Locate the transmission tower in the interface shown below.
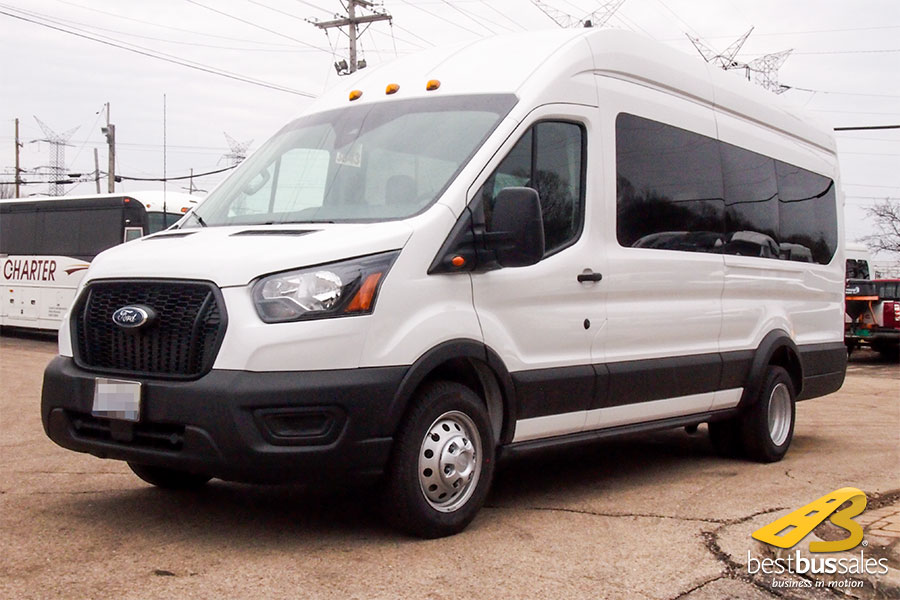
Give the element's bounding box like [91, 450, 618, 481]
[746, 49, 793, 94]
[309, 0, 392, 76]
[532, 0, 626, 29]
[33, 116, 78, 196]
[221, 132, 253, 166]
[687, 28, 792, 94]
[686, 27, 753, 70]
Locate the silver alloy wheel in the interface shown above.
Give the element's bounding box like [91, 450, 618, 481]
[767, 382, 792, 447]
[418, 410, 482, 513]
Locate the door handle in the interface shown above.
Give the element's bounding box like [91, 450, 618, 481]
[577, 271, 603, 283]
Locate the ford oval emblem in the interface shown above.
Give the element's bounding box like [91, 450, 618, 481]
[111, 305, 156, 329]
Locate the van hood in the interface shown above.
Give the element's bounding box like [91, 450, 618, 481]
[85, 222, 414, 287]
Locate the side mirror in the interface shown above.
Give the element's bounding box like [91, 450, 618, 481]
[490, 187, 545, 267]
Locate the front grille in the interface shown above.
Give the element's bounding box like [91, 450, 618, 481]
[74, 280, 226, 379]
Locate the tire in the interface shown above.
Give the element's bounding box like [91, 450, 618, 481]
[708, 417, 743, 458]
[871, 342, 899, 361]
[739, 366, 796, 463]
[128, 462, 211, 490]
[383, 381, 496, 538]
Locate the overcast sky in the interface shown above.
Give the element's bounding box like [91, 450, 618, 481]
[1, 0, 898, 250]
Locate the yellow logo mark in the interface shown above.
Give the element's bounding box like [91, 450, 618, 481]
[751, 487, 867, 553]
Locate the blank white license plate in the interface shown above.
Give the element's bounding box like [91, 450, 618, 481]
[92, 378, 141, 422]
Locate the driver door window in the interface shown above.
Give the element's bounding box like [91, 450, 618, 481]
[477, 121, 585, 255]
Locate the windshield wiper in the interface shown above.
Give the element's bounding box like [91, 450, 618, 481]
[185, 211, 207, 228]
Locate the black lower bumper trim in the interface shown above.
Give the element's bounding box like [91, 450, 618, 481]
[41, 356, 406, 484]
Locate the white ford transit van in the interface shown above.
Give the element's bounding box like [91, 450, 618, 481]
[42, 29, 847, 538]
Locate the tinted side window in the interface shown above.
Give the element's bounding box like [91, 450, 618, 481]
[77, 207, 125, 257]
[0, 210, 37, 254]
[776, 161, 837, 265]
[720, 143, 780, 259]
[479, 122, 584, 255]
[616, 113, 725, 253]
[40, 211, 79, 256]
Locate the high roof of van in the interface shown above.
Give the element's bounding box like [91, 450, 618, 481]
[312, 28, 835, 154]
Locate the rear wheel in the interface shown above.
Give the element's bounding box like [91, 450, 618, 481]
[739, 366, 796, 463]
[383, 381, 495, 538]
[128, 463, 211, 490]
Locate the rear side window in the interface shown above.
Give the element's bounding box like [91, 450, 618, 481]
[615, 113, 838, 264]
[615, 114, 724, 253]
[478, 121, 585, 255]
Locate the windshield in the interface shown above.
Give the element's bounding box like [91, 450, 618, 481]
[187, 94, 516, 226]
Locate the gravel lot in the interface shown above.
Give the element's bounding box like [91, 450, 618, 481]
[1, 332, 897, 599]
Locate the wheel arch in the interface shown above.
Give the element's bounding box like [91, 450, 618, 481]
[738, 330, 803, 410]
[385, 339, 517, 446]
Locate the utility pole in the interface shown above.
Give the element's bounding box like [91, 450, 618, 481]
[93, 147, 101, 193]
[311, 0, 391, 75]
[101, 103, 116, 193]
[14, 117, 22, 198]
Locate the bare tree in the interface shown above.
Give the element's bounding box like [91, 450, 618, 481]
[862, 198, 900, 255]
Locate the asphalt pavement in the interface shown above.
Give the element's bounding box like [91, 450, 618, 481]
[1, 332, 897, 599]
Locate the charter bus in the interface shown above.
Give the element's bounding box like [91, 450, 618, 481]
[1, 191, 199, 331]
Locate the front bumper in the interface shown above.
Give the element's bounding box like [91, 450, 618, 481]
[41, 356, 407, 484]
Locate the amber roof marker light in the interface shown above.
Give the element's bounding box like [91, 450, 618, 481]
[349, 89, 363, 101]
[385, 83, 400, 95]
[426, 79, 441, 91]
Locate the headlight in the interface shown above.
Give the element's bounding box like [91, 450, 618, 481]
[252, 251, 399, 323]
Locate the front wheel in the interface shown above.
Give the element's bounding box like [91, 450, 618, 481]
[739, 366, 796, 463]
[383, 381, 495, 538]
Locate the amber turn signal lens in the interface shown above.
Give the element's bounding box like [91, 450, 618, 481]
[346, 273, 384, 312]
[451, 256, 466, 268]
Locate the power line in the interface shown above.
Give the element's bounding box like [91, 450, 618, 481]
[12, 3, 321, 53]
[835, 125, 900, 131]
[398, 0, 486, 37]
[0, 8, 318, 98]
[791, 48, 900, 55]
[53, 0, 299, 47]
[2, 164, 238, 186]
[293, 0, 331, 14]
[787, 87, 900, 99]
[438, 0, 500, 35]
[184, 0, 329, 52]
[477, 0, 528, 31]
[667, 24, 900, 41]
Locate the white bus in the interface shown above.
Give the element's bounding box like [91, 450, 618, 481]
[1, 191, 199, 331]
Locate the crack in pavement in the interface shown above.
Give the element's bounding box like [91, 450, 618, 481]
[666, 574, 727, 600]
[483, 504, 736, 525]
[486, 503, 793, 598]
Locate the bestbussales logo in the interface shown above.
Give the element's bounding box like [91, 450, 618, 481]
[747, 487, 888, 584]
[753, 487, 865, 552]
